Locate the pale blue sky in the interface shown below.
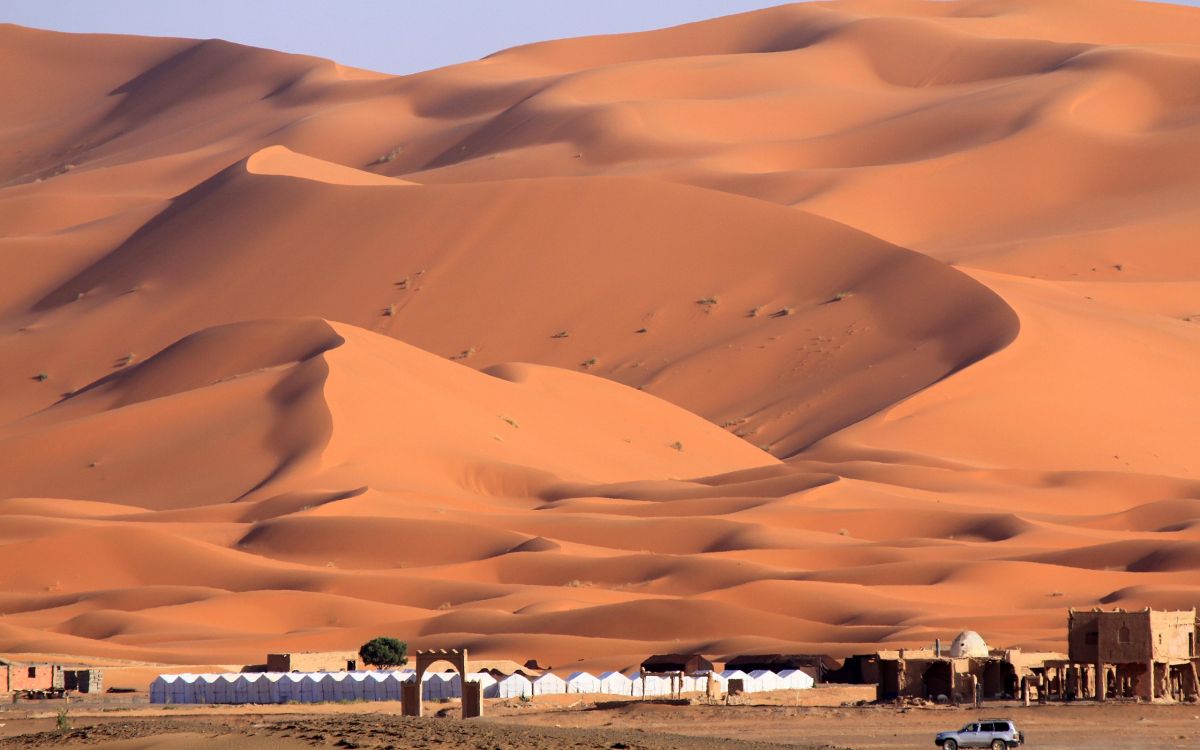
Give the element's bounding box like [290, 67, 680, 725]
[3, 1, 1198, 76]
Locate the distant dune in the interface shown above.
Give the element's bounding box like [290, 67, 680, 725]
[1, 0, 1198, 670]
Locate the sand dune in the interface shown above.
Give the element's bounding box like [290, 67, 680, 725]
[1, 0, 1199, 670]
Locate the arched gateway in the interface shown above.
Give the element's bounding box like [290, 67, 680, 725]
[401, 649, 481, 718]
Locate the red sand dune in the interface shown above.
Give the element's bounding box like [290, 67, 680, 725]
[1, 0, 1199, 671]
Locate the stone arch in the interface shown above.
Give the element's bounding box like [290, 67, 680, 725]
[403, 649, 479, 718]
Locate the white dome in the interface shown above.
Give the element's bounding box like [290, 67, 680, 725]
[949, 631, 989, 658]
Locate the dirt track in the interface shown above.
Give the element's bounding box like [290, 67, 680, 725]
[2, 699, 1200, 749]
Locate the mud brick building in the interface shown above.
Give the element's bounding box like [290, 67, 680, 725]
[0, 660, 64, 693]
[266, 651, 361, 673]
[1067, 607, 1199, 701]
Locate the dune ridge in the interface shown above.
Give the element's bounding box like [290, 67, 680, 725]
[1, 0, 1198, 670]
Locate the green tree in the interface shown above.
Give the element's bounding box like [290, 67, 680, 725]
[359, 637, 408, 669]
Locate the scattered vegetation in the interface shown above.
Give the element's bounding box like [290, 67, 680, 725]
[450, 347, 476, 361]
[551, 330, 569, 339]
[371, 146, 403, 165]
[581, 357, 597, 368]
[33, 372, 48, 382]
[838, 528, 850, 537]
[565, 579, 582, 588]
[56, 707, 71, 733]
[770, 307, 794, 318]
[668, 441, 684, 452]
[519, 693, 532, 703]
[747, 306, 761, 317]
[437, 601, 452, 610]
[118, 353, 135, 367]
[382, 304, 396, 317]
[696, 296, 719, 309]
[499, 415, 519, 429]
[396, 277, 409, 289]
[831, 291, 852, 302]
[359, 636, 408, 668]
[635, 327, 648, 334]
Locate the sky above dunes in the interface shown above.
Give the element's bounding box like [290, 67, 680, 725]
[10, 0, 1196, 76]
[2, 0, 783, 75]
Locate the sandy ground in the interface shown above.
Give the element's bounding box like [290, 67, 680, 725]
[2, 697, 1200, 749]
[1, 0, 1199, 672]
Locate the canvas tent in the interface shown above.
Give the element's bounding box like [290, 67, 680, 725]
[566, 671, 602, 694]
[748, 670, 785, 693]
[598, 671, 632, 695]
[532, 672, 566, 695]
[777, 669, 815, 690]
[495, 673, 532, 699]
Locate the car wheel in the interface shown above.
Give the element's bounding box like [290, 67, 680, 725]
[944, 741, 958, 750]
[991, 741, 1005, 750]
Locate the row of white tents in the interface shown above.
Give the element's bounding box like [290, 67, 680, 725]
[150, 668, 814, 705]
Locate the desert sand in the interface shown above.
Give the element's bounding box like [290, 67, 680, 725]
[1, 0, 1199, 673]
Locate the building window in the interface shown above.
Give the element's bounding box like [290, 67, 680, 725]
[1085, 631, 1099, 646]
[1119, 626, 1131, 644]
[27, 667, 36, 678]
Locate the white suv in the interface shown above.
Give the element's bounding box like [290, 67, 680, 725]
[935, 719, 1024, 749]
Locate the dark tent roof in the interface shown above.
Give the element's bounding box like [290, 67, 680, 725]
[725, 654, 835, 674]
[640, 653, 714, 674]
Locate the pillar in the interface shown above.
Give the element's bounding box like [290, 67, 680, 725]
[1095, 659, 1105, 702]
[401, 679, 421, 717]
[462, 680, 482, 719]
[1147, 660, 1156, 701]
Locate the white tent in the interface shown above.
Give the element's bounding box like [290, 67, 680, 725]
[264, 673, 281, 703]
[345, 672, 369, 701]
[777, 669, 815, 690]
[175, 674, 201, 703]
[626, 672, 645, 697]
[465, 672, 497, 698]
[300, 673, 324, 703]
[149, 675, 173, 704]
[277, 673, 305, 703]
[641, 674, 671, 697]
[598, 671, 632, 695]
[202, 674, 226, 704]
[681, 673, 708, 694]
[232, 674, 251, 703]
[151, 669, 452, 706]
[256, 673, 281, 703]
[532, 673, 566, 696]
[421, 671, 442, 701]
[438, 672, 462, 699]
[748, 670, 785, 693]
[372, 672, 401, 701]
[566, 671, 601, 694]
[495, 673, 532, 699]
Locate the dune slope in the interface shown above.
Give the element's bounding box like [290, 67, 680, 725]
[1, 0, 1198, 668]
